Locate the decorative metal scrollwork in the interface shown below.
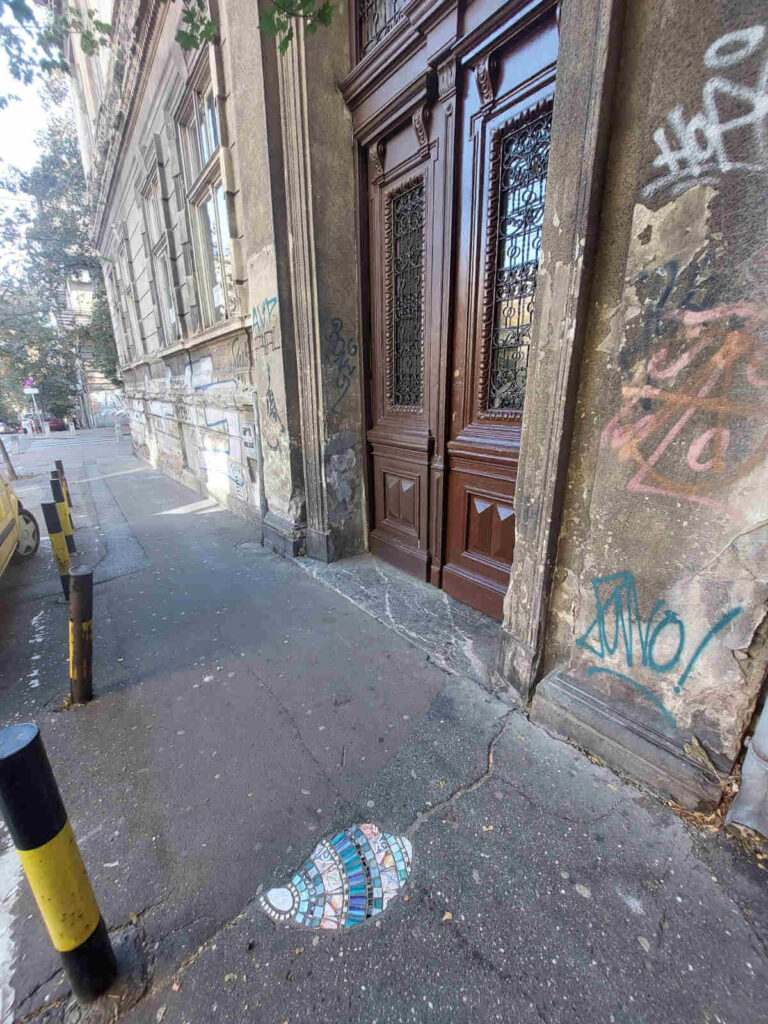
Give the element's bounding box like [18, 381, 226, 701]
[385, 179, 426, 410]
[358, 0, 406, 59]
[484, 106, 552, 414]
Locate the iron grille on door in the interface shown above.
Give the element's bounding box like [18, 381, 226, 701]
[386, 179, 426, 410]
[487, 107, 552, 412]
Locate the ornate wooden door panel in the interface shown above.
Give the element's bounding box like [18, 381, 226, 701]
[442, 12, 558, 619]
[367, 120, 435, 578]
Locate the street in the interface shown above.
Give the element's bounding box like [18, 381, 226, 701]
[0, 432, 766, 1024]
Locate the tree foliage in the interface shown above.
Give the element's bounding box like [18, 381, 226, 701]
[0, 85, 120, 422]
[0, 0, 336, 107]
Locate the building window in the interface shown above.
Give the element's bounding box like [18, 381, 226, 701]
[177, 67, 237, 327]
[485, 107, 552, 413]
[142, 170, 179, 346]
[117, 240, 142, 355]
[385, 178, 425, 410]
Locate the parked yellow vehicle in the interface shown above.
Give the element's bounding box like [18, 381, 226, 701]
[0, 475, 40, 576]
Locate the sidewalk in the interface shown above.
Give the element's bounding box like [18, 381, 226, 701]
[0, 439, 766, 1024]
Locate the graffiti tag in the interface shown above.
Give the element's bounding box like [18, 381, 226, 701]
[643, 26, 768, 200]
[253, 297, 279, 355]
[327, 317, 358, 412]
[576, 571, 743, 724]
[602, 253, 768, 519]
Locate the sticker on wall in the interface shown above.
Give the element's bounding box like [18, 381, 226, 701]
[259, 824, 412, 930]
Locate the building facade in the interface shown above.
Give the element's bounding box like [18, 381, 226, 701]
[71, 0, 768, 812]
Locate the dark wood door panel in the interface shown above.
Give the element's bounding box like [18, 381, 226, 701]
[442, 451, 518, 619]
[369, 445, 430, 578]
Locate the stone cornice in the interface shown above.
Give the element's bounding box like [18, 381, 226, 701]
[87, 0, 164, 249]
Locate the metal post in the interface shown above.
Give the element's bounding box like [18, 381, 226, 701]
[0, 723, 117, 1001]
[69, 568, 93, 704]
[55, 460, 74, 508]
[41, 502, 71, 599]
[50, 475, 76, 553]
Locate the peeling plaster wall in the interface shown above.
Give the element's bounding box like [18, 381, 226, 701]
[540, 0, 768, 766]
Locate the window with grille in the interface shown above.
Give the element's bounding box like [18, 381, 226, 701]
[486, 108, 551, 413]
[387, 180, 426, 410]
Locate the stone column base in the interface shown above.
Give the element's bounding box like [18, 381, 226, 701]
[530, 668, 723, 812]
[262, 511, 306, 558]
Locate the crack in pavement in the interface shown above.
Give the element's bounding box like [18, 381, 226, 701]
[239, 662, 348, 808]
[493, 773, 620, 826]
[407, 707, 517, 838]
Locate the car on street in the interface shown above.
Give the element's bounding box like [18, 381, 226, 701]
[0, 476, 40, 576]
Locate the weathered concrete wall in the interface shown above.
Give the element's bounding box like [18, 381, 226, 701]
[535, 1, 768, 774]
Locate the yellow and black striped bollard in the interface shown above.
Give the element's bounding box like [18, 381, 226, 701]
[0, 723, 117, 1001]
[50, 474, 76, 554]
[55, 460, 74, 508]
[41, 501, 71, 599]
[69, 567, 93, 704]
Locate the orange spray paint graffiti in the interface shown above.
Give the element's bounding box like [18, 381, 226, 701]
[601, 268, 768, 519]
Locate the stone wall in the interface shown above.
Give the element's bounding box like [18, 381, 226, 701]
[509, 0, 768, 807]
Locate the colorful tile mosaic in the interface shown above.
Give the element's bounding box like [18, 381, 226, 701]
[259, 823, 413, 930]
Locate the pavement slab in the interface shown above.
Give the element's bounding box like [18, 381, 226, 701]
[0, 434, 766, 1024]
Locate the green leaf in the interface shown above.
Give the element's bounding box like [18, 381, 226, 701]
[316, 1, 334, 25]
[258, 8, 278, 35]
[175, 28, 199, 50]
[278, 26, 294, 53]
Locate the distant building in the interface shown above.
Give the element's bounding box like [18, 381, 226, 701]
[69, 0, 768, 815]
[59, 268, 123, 428]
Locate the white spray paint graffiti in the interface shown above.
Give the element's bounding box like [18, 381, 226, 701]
[642, 26, 768, 199]
[0, 828, 21, 1023]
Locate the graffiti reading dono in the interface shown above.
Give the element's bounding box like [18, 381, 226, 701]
[643, 26, 768, 200]
[576, 571, 742, 724]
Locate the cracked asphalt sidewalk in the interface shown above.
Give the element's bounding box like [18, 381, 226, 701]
[1, 437, 767, 1024]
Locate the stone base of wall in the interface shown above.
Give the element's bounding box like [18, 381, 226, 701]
[530, 668, 723, 812]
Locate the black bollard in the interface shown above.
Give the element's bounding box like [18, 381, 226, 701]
[0, 724, 117, 1001]
[69, 568, 94, 704]
[55, 460, 74, 508]
[41, 501, 71, 599]
[50, 475, 76, 554]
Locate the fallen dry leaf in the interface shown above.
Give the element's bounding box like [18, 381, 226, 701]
[294, 947, 303, 955]
[156, 1008, 166, 1023]
[481, 825, 494, 832]
[441, 912, 453, 922]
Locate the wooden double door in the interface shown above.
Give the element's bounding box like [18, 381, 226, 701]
[357, 1, 559, 619]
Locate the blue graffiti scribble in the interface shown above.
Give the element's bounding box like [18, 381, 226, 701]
[253, 298, 278, 332]
[576, 571, 743, 721]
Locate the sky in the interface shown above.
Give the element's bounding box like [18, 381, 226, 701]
[0, 11, 48, 176]
[0, 15, 50, 273]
